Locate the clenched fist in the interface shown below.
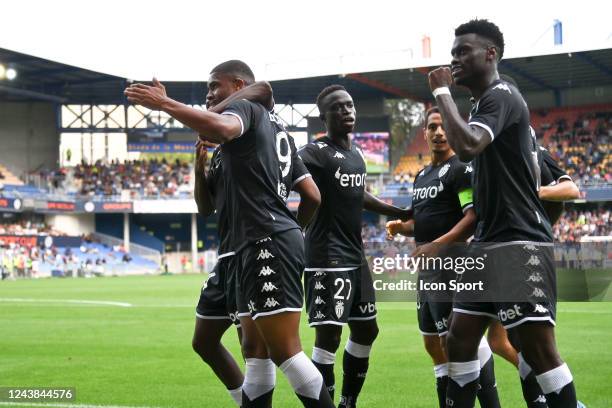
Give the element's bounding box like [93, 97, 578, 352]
[428, 67, 453, 92]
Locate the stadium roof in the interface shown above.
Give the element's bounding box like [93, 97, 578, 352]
[1, 46, 611, 107]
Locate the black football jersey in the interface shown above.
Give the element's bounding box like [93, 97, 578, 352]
[206, 147, 232, 255]
[298, 136, 367, 269]
[220, 100, 301, 252]
[412, 155, 473, 244]
[468, 80, 553, 242]
[536, 144, 571, 187]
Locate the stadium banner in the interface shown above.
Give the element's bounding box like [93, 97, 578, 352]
[45, 200, 77, 212]
[0, 235, 82, 247]
[133, 199, 198, 213]
[363, 241, 612, 302]
[127, 142, 195, 153]
[78, 201, 134, 213]
[0, 197, 23, 212]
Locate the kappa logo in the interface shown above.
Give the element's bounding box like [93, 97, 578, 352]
[258, 266, 276, 276]
[261, 282, 279, 292]
[533, 395, 547, 403]
[464, 165, 473, 173]
[314, 311, 325, 319]
[314, 271, 326, 277]
[333, 151, 345, 159]
[358, 303, 376, 314]
[532, 288, 546, 298]
[527, 272, 543, 283]
[493, 83, 512, 94]
[314, 281, 326, 290]
[316, 142, 327, 149]
[525, 255, 541, 266]
[334, 167, 367, 187]
[523, 244, 538, 251]
[263, 297, 280, 308]
[438, 163, 450, 178]
[335, 300, 345, 318]
[256, 237, 272, 244]
[257, 249, 275, 260]
[315, 296, 326, 305]
[534, 304, 549, 314]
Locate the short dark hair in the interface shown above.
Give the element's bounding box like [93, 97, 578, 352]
[316, 84, 347, 113]
[499, 74, 519, 89]
[210, 60, 255, 85]
[455, 19, 505, 60]
[424, 106, 440, 124]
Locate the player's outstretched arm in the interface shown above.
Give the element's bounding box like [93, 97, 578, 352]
[293, 177, 321, 228]
[428, 67, 492, 162]
[363, 191, 412, 221]
[194, 142, 215, 216]
[539, 179, 580, 202]
[124, 78, 241, 144]
[207, 81, 274, 114]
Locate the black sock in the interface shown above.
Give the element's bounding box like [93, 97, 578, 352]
[476, 356, 501, 408]
[242, 389, 273, 408]
[446, 377, 479, 408]
[295, 382, 335, 408]
[544, 382, 577, 408]
[436, 376, 449, 408]
[339, 351, 369, 408]
[521, 372, 548, 408]
[313, 360, 335, 401]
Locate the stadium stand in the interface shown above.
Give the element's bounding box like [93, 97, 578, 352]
[0, 163, 24, 186]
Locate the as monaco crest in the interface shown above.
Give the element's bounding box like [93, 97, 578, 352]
[335, 300, 345, 319]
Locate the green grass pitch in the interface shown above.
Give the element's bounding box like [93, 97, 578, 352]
[1, 274, 611, 407]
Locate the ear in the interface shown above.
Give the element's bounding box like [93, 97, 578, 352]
[233, 77, 246, 91]
[487, 46, 498, 62]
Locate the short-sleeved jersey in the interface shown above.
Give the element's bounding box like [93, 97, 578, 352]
[536, 144, 572, 187]
[468, 80, 552, 242]
[412, 155, 473, 244]
[207, 147, 232, 254]
[298, 136, 367, 269]
[220, 100, 301, 252]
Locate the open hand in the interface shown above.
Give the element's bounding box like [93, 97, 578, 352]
[124, 78, 168, 110]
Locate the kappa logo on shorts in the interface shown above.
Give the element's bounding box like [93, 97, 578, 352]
[257, 249, 275, 260]
[315, 296, 326, 305]
[464, 165, 473, 173]
[263, 297, 280, 308]
[525, 255, 541, 266]
[261, 282, 279, 292]
[314, 311, 325, 319]
[256, 237, 272, 244]
[532, 288, 546, 298]
[314, 281, 326, 290]
[335, 300, 345, 318]
[527, 272, 544, 282]
[533, 395, 547, 403]
[534, 304, 549, 314]
[259, 266, 276, 276]
[314, 271, 326, 277]
[523, 244, 538, 251]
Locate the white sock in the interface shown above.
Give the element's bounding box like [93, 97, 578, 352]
[242, 358, 276, 401]
[518, 352, 533, 380]
[434, 363, 448, 378]
[448, 360, 480, 387]
[312, 347, 336, 365]
[345, 339, 372, 358]
[477, 337, 493, 368]
[228, 386, 242, 406]
[536, 363, 573, 395]
[279, 351, 323, 400]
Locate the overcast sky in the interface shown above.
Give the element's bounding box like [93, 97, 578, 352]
[1, 0, 610, 81]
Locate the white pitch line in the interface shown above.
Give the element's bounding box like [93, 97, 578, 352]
[0, 298, 132, 307]
[0, 403, 159, 408]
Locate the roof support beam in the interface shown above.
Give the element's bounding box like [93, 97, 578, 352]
[574, 52, 612, 78]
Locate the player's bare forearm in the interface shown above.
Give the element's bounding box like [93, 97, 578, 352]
[363, 191, 412, 220]
[539, 180, 580, 202]
[434, 95, 490, 162]
[294, 177, 321, 227]
[207, 82, 274, 114]
[194, 170, 215, 216]
[160, 98, 240, 143]
[433, 208, 476, 243]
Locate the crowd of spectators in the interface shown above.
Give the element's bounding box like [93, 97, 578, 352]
[63, 158, 193, 198]
[0, 220, 65, 236]
[552, 207, 611, 243]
